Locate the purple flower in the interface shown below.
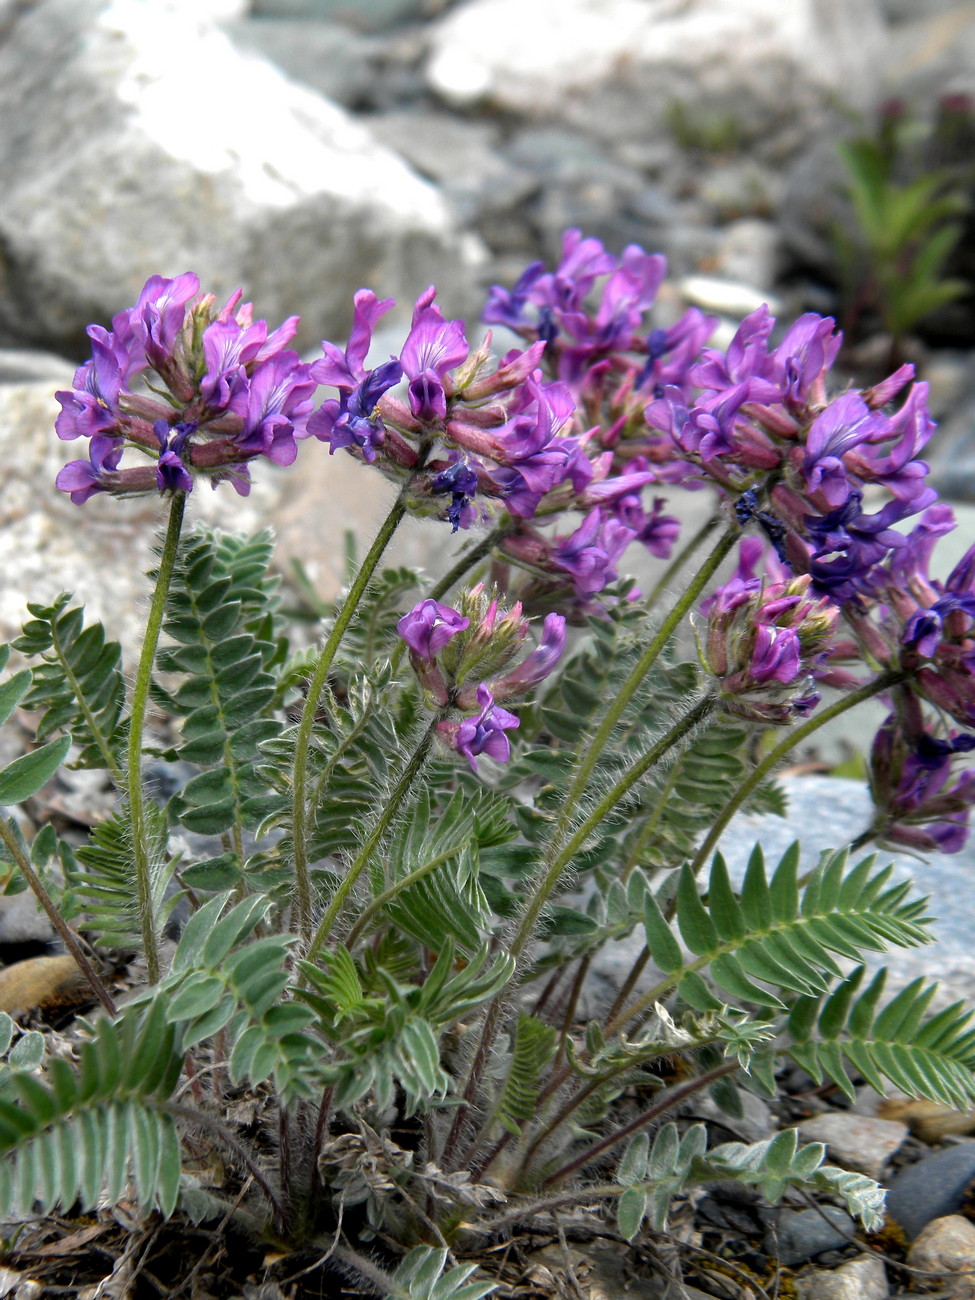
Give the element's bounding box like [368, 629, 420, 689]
[308, 289, 403, 461]
[447, 683, 520, 772]
[491, 613, 567, 697]
[749, 624, 802, 685]
[154, 420, 194, 493]
[430, 458, 481, 532]
[552, 508, 636, 597]
[869, 715, 975, 853]
[399, 287, 469, 425]
[308, 359, 403, 462]
[55, 436, 124, 504]
[114, 272, 201, 374]
[237, 352, 317, 466]
[397, 600, 470, 660]
[803, 393, 889, 506]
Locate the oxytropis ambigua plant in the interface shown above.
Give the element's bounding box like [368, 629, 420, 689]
[0, 229, 972, 1296]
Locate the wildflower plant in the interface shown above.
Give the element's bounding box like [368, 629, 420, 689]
[0, 236, 974, 1292]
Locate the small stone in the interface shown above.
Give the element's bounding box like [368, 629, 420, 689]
[679, 274, 782, 318]
[886, 1140, 975, 1238]
[690, 1087, 775, 1143]
[0, 955, 90, 1016]
[797, 1113, 908, 1181]
[767, 1206, 856, 1266]
[795, 1253, 889, 1300]
[877, 1095, 975, 1144]
[907, 1214, 975, 1299]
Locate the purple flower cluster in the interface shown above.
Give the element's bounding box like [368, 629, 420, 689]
[701, 561, 837, 723]
[397, 592, 566, 772]
[645, 307, 936, 603]
[56, 275, 316, 502]
[869, 712, 975, 854]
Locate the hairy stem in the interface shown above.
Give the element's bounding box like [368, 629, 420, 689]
[553, 525, 737, 848]
[291, 493, 408, 943]
[128, 490, 186, 984]
[0, 817, 117, 1015]
[643, 510, 721, 612]
[685, 669, 907, 881]
[303, 716, 439, 965]
[442, 693, 716, 1170]
[542, 1059, 739, 1187]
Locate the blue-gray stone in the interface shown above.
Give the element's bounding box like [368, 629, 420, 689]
[766, 1206, 855, 1265]
[885, 1140, 975, 1239]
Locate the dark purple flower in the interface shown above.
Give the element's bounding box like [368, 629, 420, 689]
[449, 683, 520, 772]
[308, 359, 403, 462]
[397, 599, 470, 660]
[803, 393, 889, 506]
[55, 436, 124, 504]
[748, 624, 802, 685]
[430, 458, 481, 532]
[154, 420, 195, 493]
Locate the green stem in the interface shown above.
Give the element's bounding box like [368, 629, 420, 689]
[685, 669, 907, 882]
[512, 693, 717, 960]
[303, 717, 439, 966]
[643, 511, 721, 612]
[0, 817, 117, 1015]
[553, 525, 737, 848]
[344, 837, 458, 950]
[291, 494, 408, 944]
[442, 692, 716, 1172]
[128, 490, 186, 984]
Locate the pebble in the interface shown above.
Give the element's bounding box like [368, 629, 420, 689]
[885, 1140, 975, 1238]
[797, 1113, 909, 1182]
[907, 1214, 975, 1299]
[795, 1253, 889, 1300]
[766, 1206, 856, 1266]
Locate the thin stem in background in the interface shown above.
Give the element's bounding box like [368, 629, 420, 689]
[127, 490, 186, 985]
[290, 493, 408, 944]
[0, 817, 117, 1016]
[303, 716, 440, 966]
[685, 669, 908, 881]
[642, 510, 721, 613]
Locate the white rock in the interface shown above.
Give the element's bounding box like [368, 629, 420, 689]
[426, 0, 887, 113]
[0, 0, 481, 355]
[679, 276, 781, 318]
[797, 1113, 908, 1182]
[796, 1254, 889, 1300]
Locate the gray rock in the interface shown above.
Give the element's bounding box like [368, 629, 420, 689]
[796, 1114, 908, 1181]
[0, 0, 480, 357]
[712, 219, 781, 293]
[767, 1205, 856, 1266]
[907, 1213, 975, 1297]
[690, 1088, 775, 1143]
[250, 0, 429, 29]
[795, 1254, 889, 1300]
[370, 111, 537, 219]
[886, 1142, 975, 1238]
[223, 18, 384, 108]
